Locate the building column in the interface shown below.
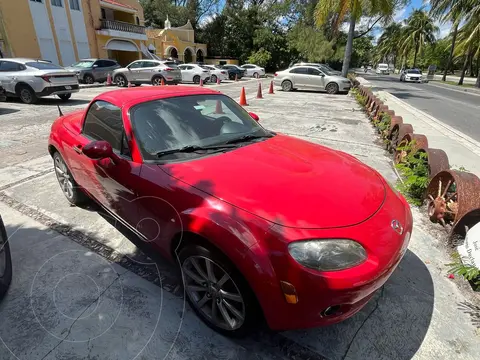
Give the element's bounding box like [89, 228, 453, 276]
[44, 0, 63, 65]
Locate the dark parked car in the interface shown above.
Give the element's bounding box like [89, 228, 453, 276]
[66, 59, 121, 84]
[220, 64, 245, 80]
[0, 215, 12, 299]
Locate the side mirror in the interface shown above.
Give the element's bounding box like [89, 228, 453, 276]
[92, 64, 98, 68]
[82, 140, 114, 160]
[249, 112, 260, 122]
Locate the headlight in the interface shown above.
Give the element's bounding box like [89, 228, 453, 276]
[288, 239, 367, 271]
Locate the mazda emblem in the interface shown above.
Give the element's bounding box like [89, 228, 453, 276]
[391, 220, 404, 235]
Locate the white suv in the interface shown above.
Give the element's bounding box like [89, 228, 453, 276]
[0, 58, 79, 104]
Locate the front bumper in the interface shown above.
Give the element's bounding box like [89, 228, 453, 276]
[38, 85, 80, 97]
[339, 82, 352, 92]
[404, 77, 422, 82]
[256, 186, 412, 331]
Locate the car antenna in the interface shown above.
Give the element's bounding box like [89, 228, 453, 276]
[57, 105, 63, 117]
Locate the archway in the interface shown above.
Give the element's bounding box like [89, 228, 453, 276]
[196, 49, 204, 63]
[165, 46, 178, 59]
[184, 48, 193, 63]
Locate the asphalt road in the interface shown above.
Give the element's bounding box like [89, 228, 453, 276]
[362, 73, 480, 142]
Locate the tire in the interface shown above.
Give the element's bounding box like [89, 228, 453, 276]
[0, 216, 12, 299]
[211, 75, 217, 83]
[229, 73, 235, 81]
[18, 85, 37, 104]
[83, 74, 94, 84]
[115, 74, 127, 87]
[178, 243, 259, 337]
[253, 72, 259, 78]
[58, 93, 71, 101]
[53, 151, 89, 206]
[193, 75, 201, 84]
[325, 82, 339, 94]
[281, 80, 293, 92]
[151, 76, 164, 86]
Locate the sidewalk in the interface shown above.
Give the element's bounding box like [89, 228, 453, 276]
[358, 76, 480, 178]
[432, 74, 477, 85]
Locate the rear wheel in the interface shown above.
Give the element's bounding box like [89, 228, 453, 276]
[58, 93, 71, 101]
[0, 216, 12, 299]
[253, 72, 259, 78]
[281, 80, 293, 92]
[193, 75, 201, 84]
[211, 75, 217, 83]
[53, 151, 89, 206]
[152, 76, 164, 86]
[178, 243, 259, 337]
[18, 85, 37, 104]
[326, 82, 339, 94]
[115, 74, 127, 87]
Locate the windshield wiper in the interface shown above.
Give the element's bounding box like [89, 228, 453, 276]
[225, 133, 273, 144]
[156, 144, 238, 157]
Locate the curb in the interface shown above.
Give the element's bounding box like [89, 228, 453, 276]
[79, 84, 109, 89]
[428, 81, 480, 97]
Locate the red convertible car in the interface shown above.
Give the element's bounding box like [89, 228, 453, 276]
[48, 86, 412, 336]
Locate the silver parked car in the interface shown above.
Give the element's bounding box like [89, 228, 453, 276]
[113, 60, 182, 87]
[65, 58, 120, 84]
[293, 62, 342, 76]
[274, 65, 352, 94]
[0, 58, 79, 104]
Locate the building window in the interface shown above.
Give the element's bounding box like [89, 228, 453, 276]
[51, 0, 63, 7]
[30, 0, 43, 3]
[101, 8, 106, 19]
[69, 0, 80, 11]
[136, 17, 140, 25]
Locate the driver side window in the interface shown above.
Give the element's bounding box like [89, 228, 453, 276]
[83, 101, 130, 157]
[128, 61, 143, 69]
[308, 68, 322, 76]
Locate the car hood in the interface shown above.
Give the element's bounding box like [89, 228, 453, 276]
[65, 66, 89, 72]
[326, 74, 349, 81]
[162, 134, 386, 229]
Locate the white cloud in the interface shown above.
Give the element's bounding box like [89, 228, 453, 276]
[199, 14, 215, 26]
[435, 20, 452, 39]
[394, 7, 408, 23]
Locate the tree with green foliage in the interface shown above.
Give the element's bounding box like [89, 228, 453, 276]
[401, 9, 438, 68]
[375, 23, 403, 68]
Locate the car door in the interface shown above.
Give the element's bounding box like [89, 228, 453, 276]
[136, 61, 157, 82]
[126, 61, 144, 82]
[290, 67, 309, 88]
[0, 60, 25, 94]
[308, 67, 326, 89]
[92, 60, 107, 81]
[72, 100, 141, 229]
[180, 65, 193, 82]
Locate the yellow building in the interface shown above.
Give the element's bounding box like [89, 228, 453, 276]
[0, 0, 148, 66]
[146, 17, 207, 63]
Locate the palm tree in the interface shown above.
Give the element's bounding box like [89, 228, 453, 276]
[401, 10, 438, 68]
[376, 23, 403, 68]
[430, 0, 472, 81]
[314, 0, 395, 77]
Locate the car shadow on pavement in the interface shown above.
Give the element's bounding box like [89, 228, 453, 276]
[0, 108, 20, 116]
[281, 249, 434, 360]
[4, 97, 90, 107]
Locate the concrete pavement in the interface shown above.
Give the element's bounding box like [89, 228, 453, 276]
[0, 82, 479, 359]
[361, 73, 480, 143]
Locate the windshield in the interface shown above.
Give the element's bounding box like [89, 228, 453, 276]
[130, 94, 271, 161]
[318, 65, 332, 75]
[407, 69, 421, 74]
[70, 61, 95, 68]
[26, 62, 64, 70]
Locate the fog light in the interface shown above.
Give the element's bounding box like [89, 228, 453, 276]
[280, 281, 298, 304]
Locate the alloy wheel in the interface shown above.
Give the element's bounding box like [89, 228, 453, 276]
[182, 256, 246, 331]
[54, 155, 74, 200]
[115, 76, 126, 87]
[20, 89, 32, 103]
[85, 75, 94, 84]
[153, 77, 163, 86]
[282, 81, 292, 92]
[326, 83, 338, 94]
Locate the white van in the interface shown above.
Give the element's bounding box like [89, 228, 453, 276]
[375, 63, 390, 75]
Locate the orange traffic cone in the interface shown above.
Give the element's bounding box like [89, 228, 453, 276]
[239, 87, 248, 106]
[214, 100, 224, 114]
[216, 76, 221, 85]
[106, 73, 112, 86]
[268, 80, 274, 94]
[256, 82, 263, 99]
[235, 74, 238, 82]
[199, 78, 203, 87]
[127, 80, 133, 87]
[161, 78, 165, 86]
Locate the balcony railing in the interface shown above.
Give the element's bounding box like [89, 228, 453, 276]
[100, 19, 145, 34]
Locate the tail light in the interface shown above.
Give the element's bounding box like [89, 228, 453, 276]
[274, 73, 278, 76]
[39, 75, 51, 82]
[164, 67, 175, 71]
[221, 71, 226, 74]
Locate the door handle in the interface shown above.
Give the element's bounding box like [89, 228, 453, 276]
[73, 145, 82, 154]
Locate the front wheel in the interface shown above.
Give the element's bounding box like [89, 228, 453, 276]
[325, 82, 339, 94]
[178, 244, 259, 337]
[58, 93, 71, 101]
[281, 80, 293, 92]
[18, 85, 37, 104]
[53, 152, 89, 206]
[83, 74, 94, 84]
[0, 216, 12, 299]
[115, 74, 127, 87]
